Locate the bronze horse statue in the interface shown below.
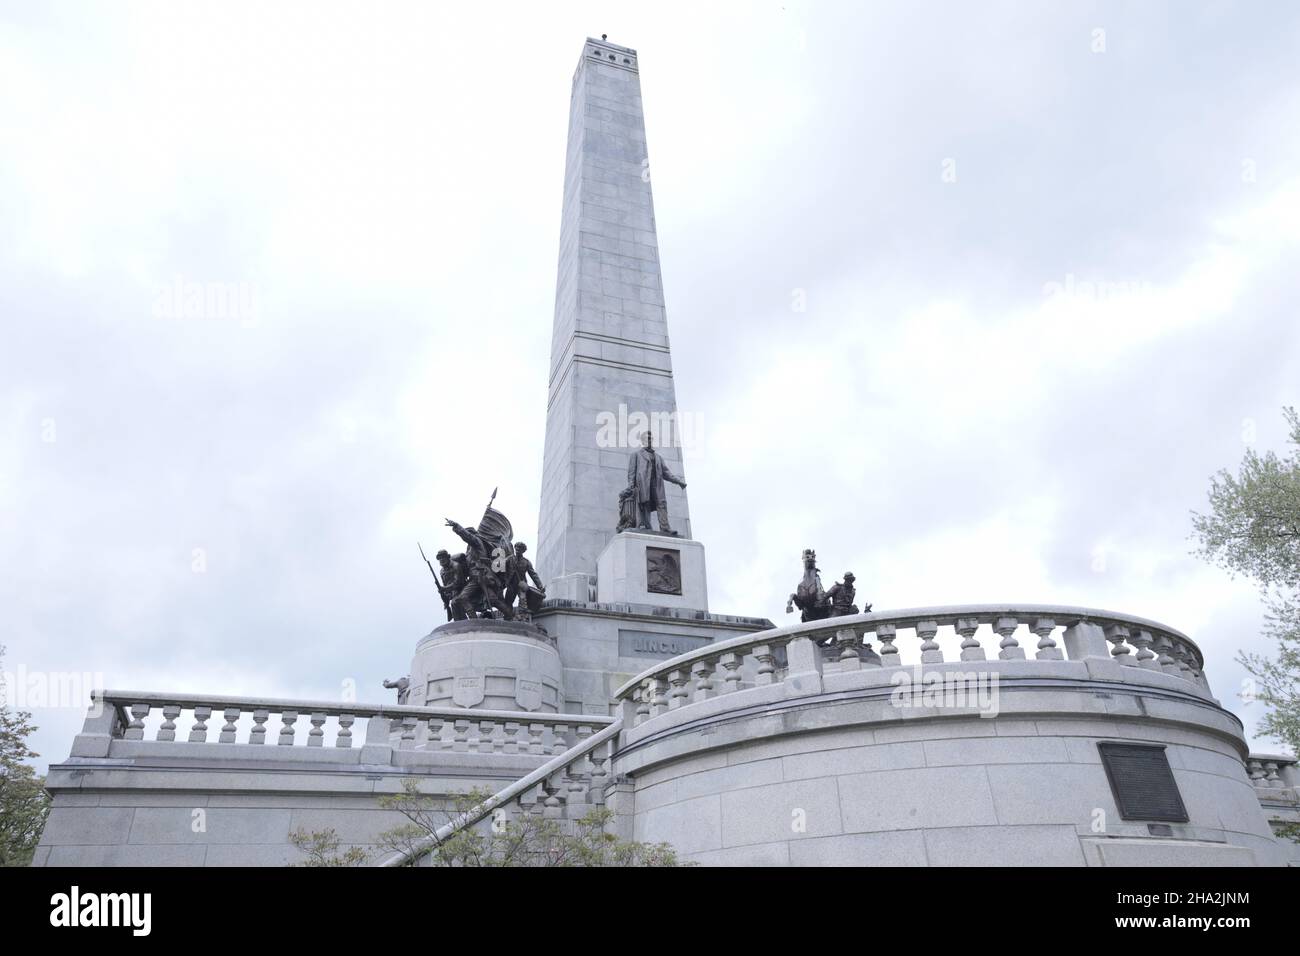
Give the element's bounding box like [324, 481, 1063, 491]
[787, 549, 833, 622]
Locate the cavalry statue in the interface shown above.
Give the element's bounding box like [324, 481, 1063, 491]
[787, 550, 870, 622]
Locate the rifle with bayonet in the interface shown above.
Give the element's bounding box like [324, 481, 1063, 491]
[419, 541, 452, 620]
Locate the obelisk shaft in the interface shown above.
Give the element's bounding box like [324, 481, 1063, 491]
[536, 38, 692, 590]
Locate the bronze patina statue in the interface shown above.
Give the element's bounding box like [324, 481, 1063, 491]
[788, 548, 832, 622]
[446, 518, 515, 620]
[622, 430, 686, 534]
[505, 541, 546, 621]
[827, 572, 860, 617]
[788, 554, 871, 623]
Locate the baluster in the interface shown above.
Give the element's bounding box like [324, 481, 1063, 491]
[307, 712, 326, 746]
[250, 709, 269, 744]
[1104, 624, 1135, 665]
[1152, 634, 1180, 674]
[542, 775, 566, 819]
[1170, 642, 1195, 680]
[648, 678, 668, 716]
[753, 645, 776, 685]
[426, 716, 445, 750]
[452, 718, 471, 752]
[124, 703, 150, 741]
[691, 658, 716, 702]
[1265, 762, 1283, 786]
[519, 786, 543, 818]
[876, 624, 899, 666]
[1031, 618, 1062, 661]
[955, 618, 985, 662]
[566, 762, 590, 808]
[718, 652, 744, 692]
[1128, 629, 1158, 669]
[835, 628, 861, 669]
[189, 706, 211, 743]
[396, 715, 416, 750]
[278, 710, 298, 746]
[473, 719, 493, 754]
[157, 704, 181, 742]
[917, 621, 943, 663]
[551, 723, 571, 756]
[667, 669, 690, 708]
[503, 720, 520, 754]
[588, 740, 610, 804]
[635, 680, 652, 725]
[528, 722, 545, 755]
[336, 713, 355, 748]
[994, 616, 1025, 660]
[1247, 759, 1266, 786]
[219, 707, 240, 743]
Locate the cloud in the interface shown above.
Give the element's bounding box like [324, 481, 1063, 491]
[3, 1, 1300, 768]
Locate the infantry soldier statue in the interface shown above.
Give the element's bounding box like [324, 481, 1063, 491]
[434, 548, 468, 620]
[623, 430, 687, 534]
[505, 541, 546, 620]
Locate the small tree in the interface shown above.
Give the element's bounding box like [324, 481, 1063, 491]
[287, 827, 369, 867]
[0, 645, 52, 867]
[373, 779, 687, 867]
[1192, 407, 1300, 839]
[286, 781, 687, 867]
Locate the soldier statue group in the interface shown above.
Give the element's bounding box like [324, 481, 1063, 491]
[421, 491, 546, 625]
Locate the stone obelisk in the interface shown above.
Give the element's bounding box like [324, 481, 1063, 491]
[537, 38, 692, 595]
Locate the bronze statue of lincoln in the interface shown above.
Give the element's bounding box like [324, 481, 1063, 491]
[624, 430, 687, 534]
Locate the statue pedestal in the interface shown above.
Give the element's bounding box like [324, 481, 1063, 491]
[596, 531, 708, 611]
[410, 619, 563, 713]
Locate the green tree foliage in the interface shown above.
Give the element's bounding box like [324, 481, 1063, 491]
[0, 645, 52, 866]
[287, 827, 369, 867]
[1192, 407, 1300, 840]
[376, 781, 687, 867]
[288, 780, 688, 866]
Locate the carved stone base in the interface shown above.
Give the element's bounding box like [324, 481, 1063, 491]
[595, 531, 708, 610]
[410, 620, 563, 712]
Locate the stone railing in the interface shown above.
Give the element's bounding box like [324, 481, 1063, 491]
[84, 690, 613, 757]
[612, 604, 1211, 729]
[378, 719, 624, 866]
[1247, 754, 1298, 791]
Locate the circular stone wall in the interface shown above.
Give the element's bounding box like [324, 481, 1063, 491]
[410, 620, 563, 713]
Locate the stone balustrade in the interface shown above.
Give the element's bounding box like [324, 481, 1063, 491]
[88, 690, 612, 757]
[612, 604, 1212, 729]
[378, 718, 624, 866]
[1246, 754, 1298, 791]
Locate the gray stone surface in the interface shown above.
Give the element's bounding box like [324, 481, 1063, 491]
[410, 622, 563, 712]
[537, 38, 692, 588]
[596, 531, 707, 609]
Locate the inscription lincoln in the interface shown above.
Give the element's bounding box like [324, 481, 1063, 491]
[618, 629, 711, 658]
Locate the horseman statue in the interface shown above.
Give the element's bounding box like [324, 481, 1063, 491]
[787, 550, 870, 623]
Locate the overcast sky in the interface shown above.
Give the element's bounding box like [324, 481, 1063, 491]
[3, 0, 1299, 770]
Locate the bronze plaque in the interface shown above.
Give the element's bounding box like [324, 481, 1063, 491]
[646, 547, 682, 595]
